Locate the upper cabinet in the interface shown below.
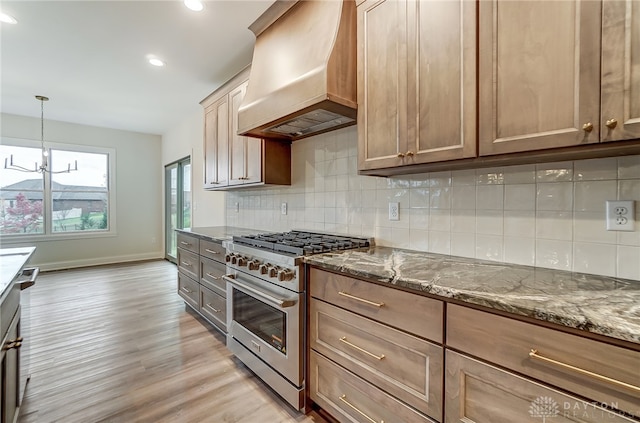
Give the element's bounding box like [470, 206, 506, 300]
[357, 0, 476, 171]
[601, 0, 640, 142]
[478, 0, 602, 155]
[201, 67, 291, 190]
[358, 0, 640, 175]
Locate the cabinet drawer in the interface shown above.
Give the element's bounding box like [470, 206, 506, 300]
[176, 232, 199, 254]
[310, 268, 443, 342]
[311, 300, 443, 421]
[447, 305, 640, 417]
[310, 351, 436, 423]
[177, 273, 199, 310]
[200, 239, 225, 262]
[177, 248, 200, 280]
[199, 285, 226, 332]
[445, 350, 635, 423]
[200, 257, 227, 297]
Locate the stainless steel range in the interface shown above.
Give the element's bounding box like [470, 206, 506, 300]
[222, 231, 372, 410]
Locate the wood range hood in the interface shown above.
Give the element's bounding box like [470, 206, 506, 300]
[237, 0, 357, 142]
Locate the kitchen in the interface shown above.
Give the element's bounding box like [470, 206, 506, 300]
[1, 0, 639, 422]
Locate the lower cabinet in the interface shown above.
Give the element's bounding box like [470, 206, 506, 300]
[310, 351, 437, 423]
[1, 310, 20, 423]
[176, 231, 228, 335]
[445, 350, 635, 423]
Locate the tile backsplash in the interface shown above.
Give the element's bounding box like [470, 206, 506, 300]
[226, 127, 640, 281]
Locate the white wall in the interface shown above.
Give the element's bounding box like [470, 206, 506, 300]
[1, 113, 163, 270]
[227, 126, 640, 281]
[160, 109, 225, 229]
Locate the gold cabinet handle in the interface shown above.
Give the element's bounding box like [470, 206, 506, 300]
[338, 291, 385, 307]
[529, 349, 640, 394]
[205, 272, 220, 280]
[339, 337, 385, 360]
[405, 151, 414, 157]
[606, 118, 618, 129]
[338, 395, 384, 423]
[205, 303, 221, 313]
[180, 261, 191, 267]
[396, 152, 405, 158]
[582, 122, 594, 132]
[204, 249, 219, 255]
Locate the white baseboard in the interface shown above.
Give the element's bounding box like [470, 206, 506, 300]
[33, 251, 165, 272]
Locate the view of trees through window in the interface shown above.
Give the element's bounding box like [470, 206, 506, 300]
[0, 144, 110, 236]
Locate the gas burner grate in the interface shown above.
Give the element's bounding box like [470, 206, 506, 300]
[232, 231, 371, 256]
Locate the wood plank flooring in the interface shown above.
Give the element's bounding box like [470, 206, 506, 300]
[18, 260, 326, 423]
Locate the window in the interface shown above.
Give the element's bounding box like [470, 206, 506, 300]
[0, 139, 115, 239]
[165, 157, 191, 262]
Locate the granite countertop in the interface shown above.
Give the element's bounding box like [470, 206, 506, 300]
[0, 246, 36, 300]
[305, 246, 640, 345]
[177, 226, 265, 242]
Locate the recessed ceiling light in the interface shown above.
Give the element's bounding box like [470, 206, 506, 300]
[148, 58, 165, 67]
[184, 0, 204, 12]
[0, 13, 17, 24]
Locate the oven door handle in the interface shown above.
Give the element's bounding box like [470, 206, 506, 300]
[223, 275, 297, 309]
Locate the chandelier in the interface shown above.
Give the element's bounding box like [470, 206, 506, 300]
[4, 95, 78, 173]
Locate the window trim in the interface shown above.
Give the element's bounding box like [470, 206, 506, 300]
[0, 137, 117, 243]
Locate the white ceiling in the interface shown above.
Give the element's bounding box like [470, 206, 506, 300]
[0, 0, 273, 136]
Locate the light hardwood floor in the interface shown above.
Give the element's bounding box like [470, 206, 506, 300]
[18, 260, 326, 423]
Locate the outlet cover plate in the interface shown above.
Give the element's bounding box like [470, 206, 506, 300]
[606, 200, 635, 231]
[388, 202, 399, 221]
[281, 202, 288, 215]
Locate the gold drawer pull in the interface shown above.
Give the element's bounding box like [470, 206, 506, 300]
[339, 395, 384, 423]
[205, 303, 221, 313]
[180, 287, 192, 294]
[180, 261, 191, 267]
[339, 337, 385, 360]
[180, 241, 191, 246]
[205, 248, 220, 255]
[205, 272, 220, 280]
[338, 291, 384, 307]
[529, 349, 640, 394]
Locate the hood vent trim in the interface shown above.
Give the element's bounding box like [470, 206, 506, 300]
[238, 0, 357, 142]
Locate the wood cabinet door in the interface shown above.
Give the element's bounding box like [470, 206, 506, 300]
[409, 0, 477, 164]
[479, 0, 601, 155]
[357, 0, 408, 171]
[203, 97, 228, 188]
[601, 0, 640, 142]
[229, 82, 248, 186]
[2, 313, 19, 423]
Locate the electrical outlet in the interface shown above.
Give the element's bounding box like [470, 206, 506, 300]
[235, 202, 239, 213]
[606, 200, 635, 231]
[281, 202, 288, 215]
[388, 202, 399, 221]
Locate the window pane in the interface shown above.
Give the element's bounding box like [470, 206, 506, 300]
[52, 192, 108, 232]
[0, 191, 44, 234]
[51, 150, 108, 189]
[182, 163, 191, 228]
[0, 145, 44, 189]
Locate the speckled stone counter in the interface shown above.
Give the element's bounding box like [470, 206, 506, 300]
[305, 247, 640, 345]
[176, 226, 264, 242]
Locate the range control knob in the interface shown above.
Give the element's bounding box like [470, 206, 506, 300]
[230, 254, 239, 265]
[247, 260, 261, 271]
[225, 254, 232, 263]
[259, 264, 269, 275]
[268, 266, 279, 278]
[277, 269, 295, 282]
[237, 257, 247, 267]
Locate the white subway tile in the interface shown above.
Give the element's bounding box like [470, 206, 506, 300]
[451, 232, 476, 258]
[573, 212, 616, 244]
[409, 208, 429, 229]
[535, 239, 572, 271]
[430, 187, 451, 209]
[429, 231, 451, 254]
[617, 245, 640, 280]
[451, 185, 476, 210]
[410, 188, 430, 208]
[475, 235, 504, 262]
[574, 180, 616, 212]
[430, 209, 451, 231]
[573, 242, 616, 276]
[504, 210, 536, 237]
[451, 210, 476, 233]
[503, 164, 536, 184]
[429, 171, 452, 187]
[618, 155, 640, 179]
[409, 229, 429, 251]
[476, 185, 504, 210]
[476, 210, 504, 235]
[536, 182, 573, 211]
[504, 184, 536, 211]
[618, 179, 640, 201]
[536, 211, 573, 241]
[451, 169, 476, 186]
[536, 161, 573, 182]
[476, 167, 505, 185]
[392, 227, 411, 248]
[574, 157, 617, 181]
[504, 237, 535, 266]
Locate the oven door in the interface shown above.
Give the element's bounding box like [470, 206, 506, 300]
[224, 272, 303, 387]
